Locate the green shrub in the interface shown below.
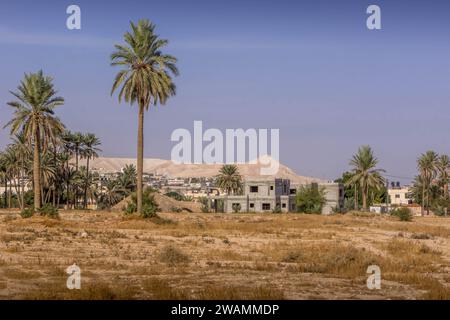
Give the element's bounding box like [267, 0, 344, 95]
[232, 203, 241, 213]
[272, 204, 282, 213]
[170, 207, 182, 213]
[391, 207, 413, 222]
[198, 196, 210, 213]
[164, 191, 194, 202]
[295, 183, 326, 214]
[123, 202, 137, 215]
[38, 204, 59, 219]
[20, 208, 34, 219]
[123, 188, 160, 218]
[165, 191, 184, 201]
[142, 202, 159, 218]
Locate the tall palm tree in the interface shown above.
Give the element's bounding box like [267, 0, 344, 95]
[81, 133, 101, 208]
[418, 151, 438, 215]
[347, 145, 385, 211]
[110, 19, 179, 214]
[72, 132, 84, 172]
[5, 71, 65, 210]
[216, 165, 243, 195]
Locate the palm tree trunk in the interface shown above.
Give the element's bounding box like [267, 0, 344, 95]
[362, 189, 367, 211]
[13, 173, 22, 209]
[33, 125, 42, 211]
[84, 156, 90, 209]
[354, 184, 358, 210]
[136, 104, 144, 214]
[4, 179, 7, 208]
[421, 183, 425, 216]
[8, 181, 12, 208]
[20, 173, 25, 210]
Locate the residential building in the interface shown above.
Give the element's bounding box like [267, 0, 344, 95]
[388, 186, 412, 206]
[214, 178, 343, 214]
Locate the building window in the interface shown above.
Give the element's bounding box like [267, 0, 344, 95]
[270, 186, 274, 190]
[395, 194, 400, 198]
[290, 189, 296, 195]
[249, 203, 254, 208]
[262, 203, 271, 210]
[282, 203, 286, 208]
[250, 186, 258, 193]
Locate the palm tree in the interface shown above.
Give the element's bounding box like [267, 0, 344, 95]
[347, 146, 385, 211]
[101, 179, 122, 210]
[72, 132, 84, 172]
[81, 133, 101, 208]
[111, 19, 179, 214]
[118, 164, 137, 192]
[0, 152, 7, 208]
[1, 147, 16, 208]
[8, 134, 30, 209]
[436, 154, 450, 199]
[418, 151, 438, 215]
[5, 71, 65, 210]
[216, 164, 243, 195]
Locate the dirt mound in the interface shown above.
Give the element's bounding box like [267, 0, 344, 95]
[112, 192, 202, 213]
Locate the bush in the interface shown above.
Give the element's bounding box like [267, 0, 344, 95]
[198, 197, 210, 213]
[165, 191, 184, 201]
[20, 208, 34, 219]
[295, 183, 326, 214]
[432, 198, 450, 216]
[158, 245, 190, 266]
[272, 204, 282, 213]
[391, 207, 413, 222]
[38, 204, 59, 219]
[123, 188, 160, 218]
[232, 203, 241, 213]
[123, 202, 137, 215]
[170, 207, 182, 213]
[142, 202, 159, 218]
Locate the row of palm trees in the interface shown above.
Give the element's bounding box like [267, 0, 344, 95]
[344, 146, 450, 215]
[414, 151, 450, 215]
[1, 19, 178, 215]
[0, 128, 102, 210]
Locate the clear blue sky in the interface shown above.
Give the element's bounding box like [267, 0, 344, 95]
[1, 0, 450, 183]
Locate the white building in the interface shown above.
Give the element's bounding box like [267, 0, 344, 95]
[388, 187, 412, 206]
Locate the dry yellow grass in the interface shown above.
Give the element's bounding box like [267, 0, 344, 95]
[0, 209, 450, 300]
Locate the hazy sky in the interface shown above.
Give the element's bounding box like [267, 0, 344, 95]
[1, 0, 450, 183]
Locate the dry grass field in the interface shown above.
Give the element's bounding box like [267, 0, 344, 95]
[0, 209, 449, 300]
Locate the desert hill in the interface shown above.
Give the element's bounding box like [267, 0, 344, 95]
[80, 156, 325, 184]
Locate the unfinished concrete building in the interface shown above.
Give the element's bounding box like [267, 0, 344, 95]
[213, 178, 344, 214]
